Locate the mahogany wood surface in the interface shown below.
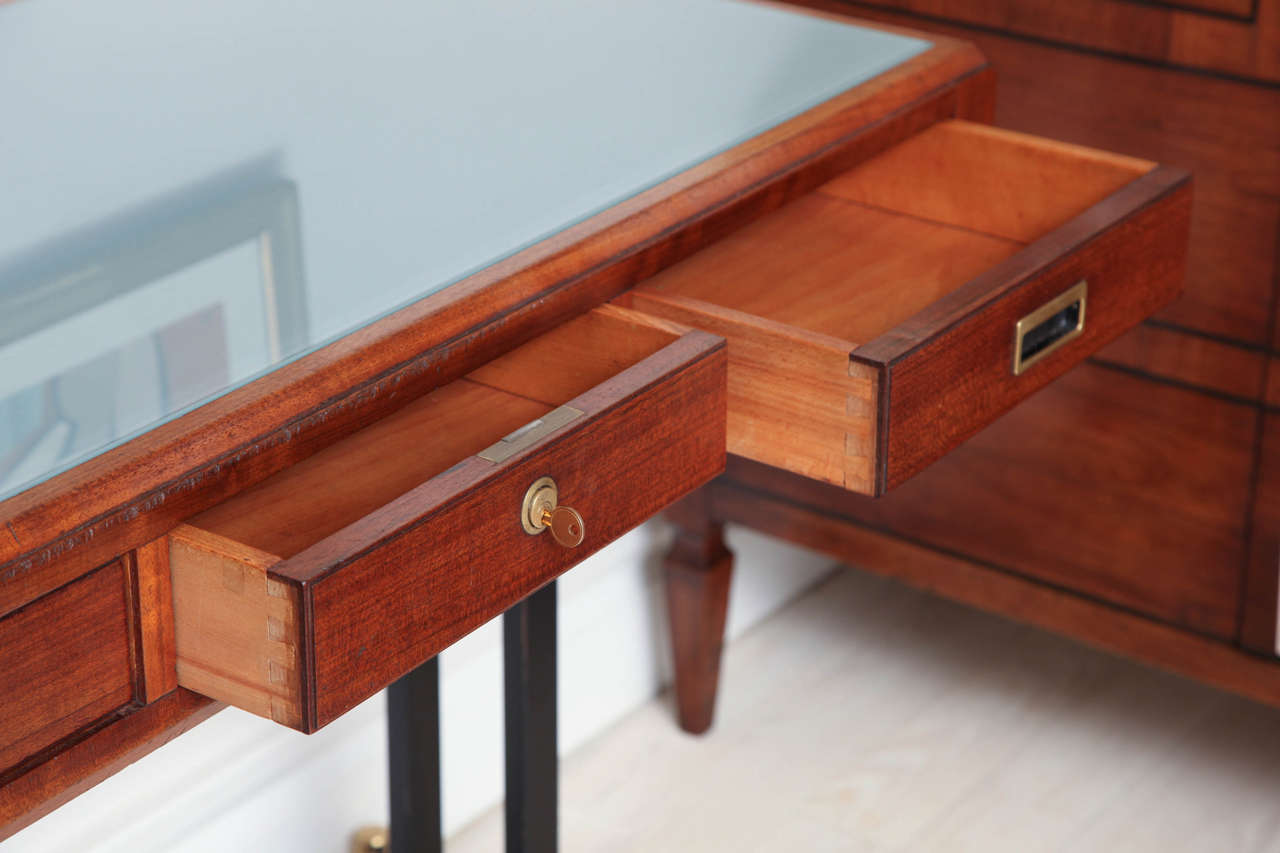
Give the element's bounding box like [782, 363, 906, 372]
[131, 539, 178, 704]
[190, 307, 684, 558]
[1094, 324, 1267, 403]
[1242, 413, 1280, 653]
[663, 491, 735, 735]
[169, 527, 305, 728]
[0, 562, 135, 781]
[0, 35, 990, 624]
[867, 166, 1190, 491]
[710, 472, 1280, 710]
[0, 690, 218, 840]
[624, 287, 881, 490]
[299, 330, 726, 729]
[821, 120, 1152, 244]
[638, 194, 1022, 344]
[841, 0, 1280, 84]
[728, 364, 1255, 639]
[1266, 356, 1280, 408]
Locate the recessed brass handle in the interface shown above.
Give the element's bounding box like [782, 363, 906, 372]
[521, 476, 585, 548]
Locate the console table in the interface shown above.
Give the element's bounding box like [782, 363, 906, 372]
[0, 0, 1206, 848]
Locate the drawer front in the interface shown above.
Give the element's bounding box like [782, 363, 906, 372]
[859, 168, 1191, 491]
[305, 348, 723, 726]
[170, 320, 726, 732]
[0, 561, 135, 778]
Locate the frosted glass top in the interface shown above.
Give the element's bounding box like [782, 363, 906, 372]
[0, 0, 927, 501]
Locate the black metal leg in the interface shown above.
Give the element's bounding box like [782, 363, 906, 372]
[503, 581, 558, 853]
[387, 657, 442, 853]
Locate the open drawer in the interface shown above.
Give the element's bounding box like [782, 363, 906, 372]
[621, 120, 1191, 495]
[167, 306, 725, 732]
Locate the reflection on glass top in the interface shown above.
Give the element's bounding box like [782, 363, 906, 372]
[0, 0, 927, 501]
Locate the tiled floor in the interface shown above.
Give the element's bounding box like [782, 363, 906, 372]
[450, 567, 1280, 852]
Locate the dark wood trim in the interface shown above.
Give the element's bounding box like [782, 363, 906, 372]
[1240, 409, 1280, 653]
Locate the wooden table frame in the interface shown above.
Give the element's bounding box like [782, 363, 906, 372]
[1, 23, 996, 841]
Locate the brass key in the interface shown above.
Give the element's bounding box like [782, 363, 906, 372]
[539, 504, 585, 548]
[521, 476, 585, 548]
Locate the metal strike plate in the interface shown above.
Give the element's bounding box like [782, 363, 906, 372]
[477, 405, 584, 464]
[1012, 280, 1087, 375]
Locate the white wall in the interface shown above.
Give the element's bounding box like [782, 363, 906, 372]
[8, 522, 833, 852]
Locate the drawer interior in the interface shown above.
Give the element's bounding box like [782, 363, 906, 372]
[188, 304, 686, 558]
[632, 120, 1154, 347]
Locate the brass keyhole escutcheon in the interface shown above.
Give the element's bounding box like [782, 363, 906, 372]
[521, 476, 585, 548]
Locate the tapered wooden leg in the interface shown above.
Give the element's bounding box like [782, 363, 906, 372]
[664, 491, 733, 735]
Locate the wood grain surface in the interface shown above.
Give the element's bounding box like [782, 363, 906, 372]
[0, 562, 135, 780]
[172, 320, 726, 731]
[634, 117, 1189, 496]
[131, 540, 177, 704]
[821, 119, 1151, 243]
[169, 527, 303, 729]
[1241, 412, 1280, 653]
[836, 0, 1280, 83]
[725, 361, 1254, 639]
[623, 288, 878, 489]
[0, 690, 218, 841]
[710, 470, 1280, 710]
[1094, 324, 1267, 402]
[865, 167, 1190, 491]
[297, 331, 727, 729]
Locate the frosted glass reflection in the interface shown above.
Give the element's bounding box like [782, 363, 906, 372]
[0, 0, 926, 500]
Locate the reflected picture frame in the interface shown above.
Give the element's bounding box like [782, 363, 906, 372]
[0, 180, 307, 498]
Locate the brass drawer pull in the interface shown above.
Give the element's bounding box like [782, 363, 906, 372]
[521, 476, 585, 548]
[1012, 280, 1087, 375]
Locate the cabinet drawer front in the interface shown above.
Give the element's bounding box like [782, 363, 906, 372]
[628, 119, 1190, 495]
[169, 307, 726, 731]
[0, 561, 135, 778]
